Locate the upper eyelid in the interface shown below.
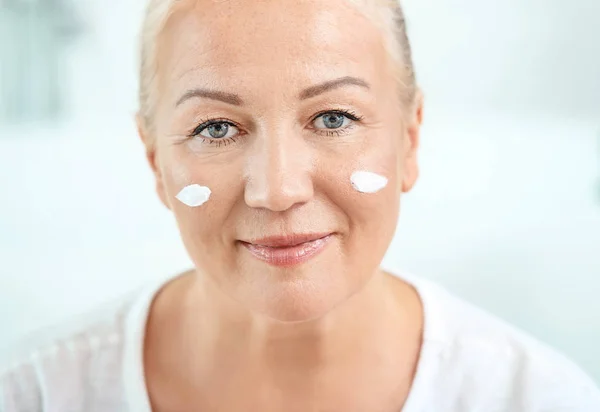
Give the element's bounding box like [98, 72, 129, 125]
[199, 118, 239, 127]
[309, 110, 361, 126]
[312, 109, 358, 118]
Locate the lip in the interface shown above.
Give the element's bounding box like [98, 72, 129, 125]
[240, 233, 334, 267]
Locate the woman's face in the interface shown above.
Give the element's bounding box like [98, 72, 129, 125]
[142, 0, 421, 321]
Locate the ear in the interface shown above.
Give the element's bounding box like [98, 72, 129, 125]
[401, 89, 424, 193]
[136, 114, 170, 210]
[402, 89, 423, 192]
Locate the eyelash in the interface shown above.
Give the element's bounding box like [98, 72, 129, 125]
[187, 109, 364, 147]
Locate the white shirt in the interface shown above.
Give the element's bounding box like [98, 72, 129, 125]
[1, 271, 599, 412]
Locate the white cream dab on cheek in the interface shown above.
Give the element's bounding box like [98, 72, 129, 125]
[350, 171, 388, 194]
[176, 184, 212, 207]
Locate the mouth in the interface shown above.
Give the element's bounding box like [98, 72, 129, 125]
[239, 233, 334, 267]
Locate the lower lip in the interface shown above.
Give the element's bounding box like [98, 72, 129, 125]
[241, 235, 333, 267]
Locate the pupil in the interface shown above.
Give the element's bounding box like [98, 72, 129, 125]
[324, 113, 344, 129]
[209, 123, 228, 138]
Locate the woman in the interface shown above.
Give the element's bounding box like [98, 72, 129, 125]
[2, 0, 599, 410]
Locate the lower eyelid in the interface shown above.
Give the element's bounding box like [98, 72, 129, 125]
[197, 136, 239, 147]
[314, 124, 355, 136]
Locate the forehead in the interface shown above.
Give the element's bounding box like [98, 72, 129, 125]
[158, 0, 394, 101]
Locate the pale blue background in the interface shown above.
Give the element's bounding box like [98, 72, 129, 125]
[1, 0, 599, 382]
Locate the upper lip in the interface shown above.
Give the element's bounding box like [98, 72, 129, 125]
[242, 233, 332, 247]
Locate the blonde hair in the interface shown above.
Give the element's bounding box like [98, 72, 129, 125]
[138, 0, 417, 131]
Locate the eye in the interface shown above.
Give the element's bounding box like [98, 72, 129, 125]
[193, 121, 240, 140]
[312, 111, 357, 130]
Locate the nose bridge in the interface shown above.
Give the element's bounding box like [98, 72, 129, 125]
[244, 125, 314, 211]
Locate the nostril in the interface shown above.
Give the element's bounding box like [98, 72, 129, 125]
[244, 174, 314, 212]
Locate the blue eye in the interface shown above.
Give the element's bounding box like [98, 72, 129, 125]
[193, 121, 240, 139]
[313, 111, 353, 130]
[322, 113, 346, 128]
[186, 109, 363, 149]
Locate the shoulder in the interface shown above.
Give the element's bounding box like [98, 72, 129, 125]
[400, 271, 600, 411]
[0, 287, 144, 412]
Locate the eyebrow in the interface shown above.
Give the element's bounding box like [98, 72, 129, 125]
[298, 76, 371, 100]
[176, 89, 244, 107]
[175, 76, 370, 107]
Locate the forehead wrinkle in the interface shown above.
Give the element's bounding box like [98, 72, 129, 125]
[163, 0, 386, 58]
[154, 0, 405, 119]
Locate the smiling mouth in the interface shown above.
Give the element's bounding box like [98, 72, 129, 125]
[239, 233, 334, 267]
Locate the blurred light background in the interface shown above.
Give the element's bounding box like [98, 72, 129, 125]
[1, 0, 599, 381]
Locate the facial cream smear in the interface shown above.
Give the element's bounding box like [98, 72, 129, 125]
[176, 184, 212, 207]
[351, 171, 388, 194]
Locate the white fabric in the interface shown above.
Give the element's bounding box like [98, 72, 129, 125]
[2, 271, 599, 412]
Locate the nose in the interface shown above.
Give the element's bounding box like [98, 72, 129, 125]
[244, 129, 314, 212]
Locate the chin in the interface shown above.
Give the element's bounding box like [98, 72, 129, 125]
[249, 273, 354, 323]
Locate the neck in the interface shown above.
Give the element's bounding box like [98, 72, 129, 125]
[198, 268, 403, 355]
[145, 269, 422, 410]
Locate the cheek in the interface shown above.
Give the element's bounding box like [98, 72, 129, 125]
[160, 150, 245, 256]
[318, 134, 401, 247]
[322, 128, 400, 199]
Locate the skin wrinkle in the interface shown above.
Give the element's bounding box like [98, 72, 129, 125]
[137, 0, 424, 411]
